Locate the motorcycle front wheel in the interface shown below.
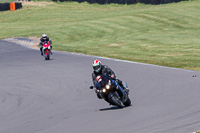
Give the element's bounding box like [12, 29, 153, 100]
[109, 94, 124, 108]
[44, 50, 50, 60]
[46, 50, 50, 60]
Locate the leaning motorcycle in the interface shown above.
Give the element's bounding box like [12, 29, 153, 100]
[42, 41, 51, 60]
[90, 74, 131, 108]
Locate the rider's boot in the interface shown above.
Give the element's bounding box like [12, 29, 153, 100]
[40, 47, 43, 56]
[117, 79, 129, 93]
[122, 84, 129, 93]
[50, 46, 52, 55]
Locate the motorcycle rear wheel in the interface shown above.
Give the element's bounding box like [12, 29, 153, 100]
[123, 97, 131, 107]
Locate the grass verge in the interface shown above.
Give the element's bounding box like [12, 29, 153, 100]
[0, 0, 15, 3]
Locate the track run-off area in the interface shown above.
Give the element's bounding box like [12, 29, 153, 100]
[1, 40, 200, 133]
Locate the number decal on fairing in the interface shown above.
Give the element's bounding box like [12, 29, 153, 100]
[96, 75, 102, 83]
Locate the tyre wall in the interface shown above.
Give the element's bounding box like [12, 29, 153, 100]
[0, 2, 22, 11]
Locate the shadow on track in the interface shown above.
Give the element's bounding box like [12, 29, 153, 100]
[43, 58, 55, 61]
[99, 105, 132, 111]
[99, 104, 132, 111]
[99, 106, 122, 111]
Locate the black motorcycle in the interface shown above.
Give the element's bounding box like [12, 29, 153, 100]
[90, 74, 131, 108]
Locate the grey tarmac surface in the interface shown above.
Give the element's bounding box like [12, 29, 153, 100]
[1, 40, 200, 133]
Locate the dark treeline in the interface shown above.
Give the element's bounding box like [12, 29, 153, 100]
[52, 0, 187, 5]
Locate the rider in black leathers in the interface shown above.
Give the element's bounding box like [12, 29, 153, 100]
[39, 34, 52, 55]
[92, 59, 129, 99]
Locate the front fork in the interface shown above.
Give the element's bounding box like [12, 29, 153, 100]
[113, 80, 127, 103]
[43, 48, 51, 56]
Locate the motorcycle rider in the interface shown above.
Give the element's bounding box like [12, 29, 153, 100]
[39, 34, 52, 55]
[92, 59, 129, 99]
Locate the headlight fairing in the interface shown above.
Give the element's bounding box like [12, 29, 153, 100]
[106, 85, 110, 89]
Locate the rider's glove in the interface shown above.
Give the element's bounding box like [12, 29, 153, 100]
[111, 74, 115, 79]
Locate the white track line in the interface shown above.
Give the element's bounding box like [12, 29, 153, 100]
[64, 51, 198, 73]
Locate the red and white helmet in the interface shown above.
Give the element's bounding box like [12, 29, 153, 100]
[92, 59, 102, 73]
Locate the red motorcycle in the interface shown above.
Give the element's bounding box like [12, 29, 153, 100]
[42, 41, 51, 60]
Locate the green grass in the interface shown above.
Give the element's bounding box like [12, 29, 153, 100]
[0, 0, 15, 3]
[1, 0, 200, 70]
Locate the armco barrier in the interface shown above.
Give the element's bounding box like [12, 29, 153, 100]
[52, 0, 187, 4]
[0, 2, 22, 11]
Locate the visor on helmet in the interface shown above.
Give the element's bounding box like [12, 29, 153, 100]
[93, 64, 101, 73]
[93, 65, 100, 70]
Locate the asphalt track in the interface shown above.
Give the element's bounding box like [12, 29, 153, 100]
[1, 40, 200, 133]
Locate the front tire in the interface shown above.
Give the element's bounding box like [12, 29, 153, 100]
[110, 94, 124, 108]
[47, 50, 50, 60]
